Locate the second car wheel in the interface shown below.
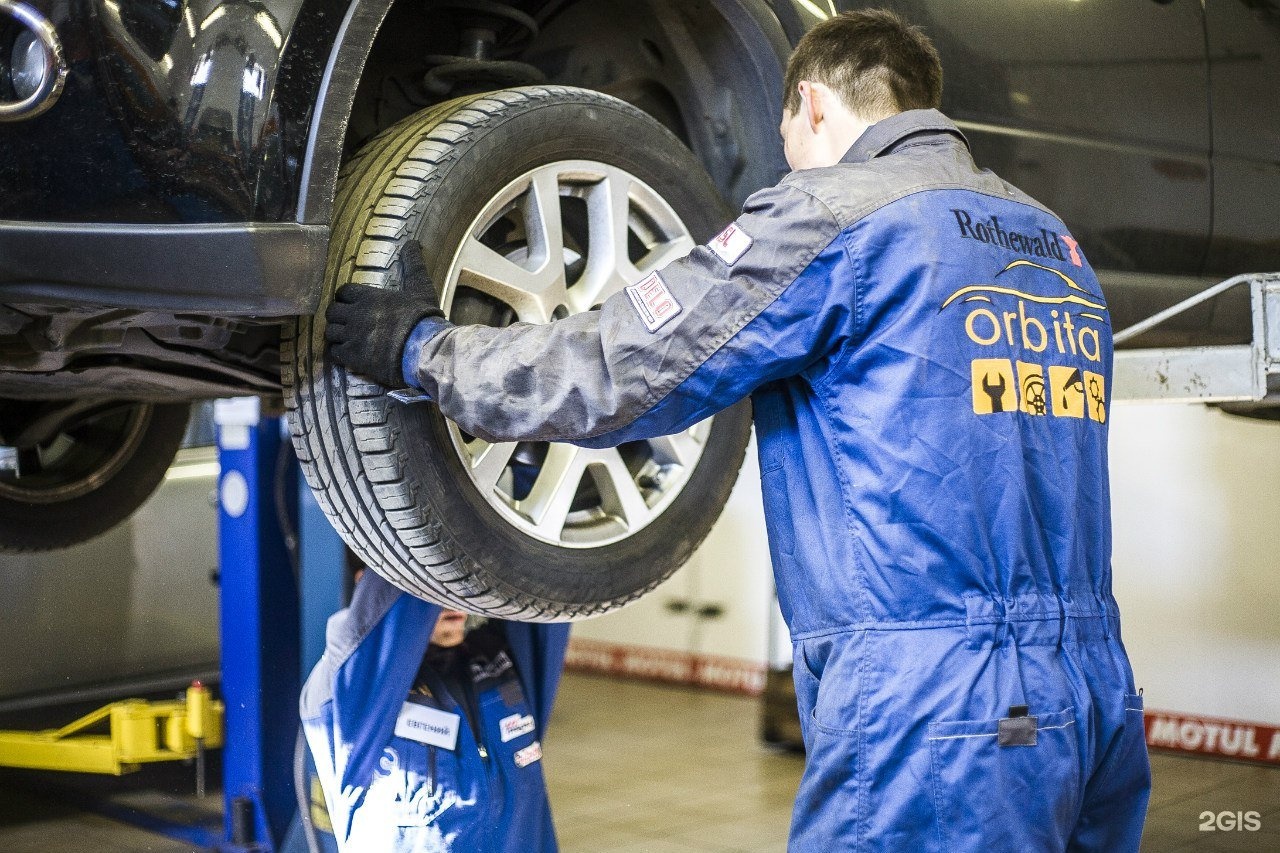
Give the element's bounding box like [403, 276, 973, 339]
[286, 86, 752, 619]
[0, 400, 190, 552]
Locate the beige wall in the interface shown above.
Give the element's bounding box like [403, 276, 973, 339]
[1110, 403, 1280, 723]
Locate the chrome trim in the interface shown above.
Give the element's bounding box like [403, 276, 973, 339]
[0, 0, 66, 122]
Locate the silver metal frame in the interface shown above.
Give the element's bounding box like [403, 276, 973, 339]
[1112, 274, 1279, 404]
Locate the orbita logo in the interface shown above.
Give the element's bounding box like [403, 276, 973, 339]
[940, 260, 1110, 423]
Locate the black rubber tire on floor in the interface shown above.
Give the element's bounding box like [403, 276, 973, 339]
[285, 86, 752, 620]
[0, 402, 190, 552]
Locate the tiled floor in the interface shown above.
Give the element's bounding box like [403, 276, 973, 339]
[546, 675, 800, 853]
[545, 675, 1280, 852]
[547, 676, 798, 845]
[0, 673, 1276, 851]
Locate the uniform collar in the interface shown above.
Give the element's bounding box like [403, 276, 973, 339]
[840, 109, 969, 165]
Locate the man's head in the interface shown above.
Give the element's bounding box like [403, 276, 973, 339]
[431, 610, 468, 648]
[780, 9, 942, 171]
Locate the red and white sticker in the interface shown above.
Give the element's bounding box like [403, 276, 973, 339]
[708, 223, 754, 266]
[513, 741, 543, 768]
[625, 272, 682, 333]
[499, 712, 536, 743]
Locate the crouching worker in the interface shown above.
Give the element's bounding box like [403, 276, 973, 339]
[301, 569, 571, 852]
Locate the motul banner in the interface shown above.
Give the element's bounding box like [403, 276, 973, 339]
[565, 638, 766, 696]
[1145, 709, 1280, 766]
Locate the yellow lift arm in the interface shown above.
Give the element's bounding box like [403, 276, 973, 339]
[0, 682, 224, 775]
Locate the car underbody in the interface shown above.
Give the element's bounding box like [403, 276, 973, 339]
[0, 305, 281, 400]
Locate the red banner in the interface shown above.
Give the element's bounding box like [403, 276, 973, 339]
[564, 638, 766, 696]
[1145, 709, 1280, 766]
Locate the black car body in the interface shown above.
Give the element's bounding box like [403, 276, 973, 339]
[0, 0, 1274, 585]
[3, 0, 1272, 383]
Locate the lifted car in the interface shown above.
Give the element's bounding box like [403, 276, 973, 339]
[1, 0, 1275, 615]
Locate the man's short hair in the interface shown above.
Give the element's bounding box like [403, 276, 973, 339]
[782, 9, 942, 119]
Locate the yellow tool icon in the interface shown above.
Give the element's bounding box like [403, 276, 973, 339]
[972, 359, 1016, 415]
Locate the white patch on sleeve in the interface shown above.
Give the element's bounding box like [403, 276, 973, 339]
[625, 272, 683, 333]
[708, 223, 754, 266]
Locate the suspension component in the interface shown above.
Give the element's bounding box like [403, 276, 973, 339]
[423, 0, 546, 97]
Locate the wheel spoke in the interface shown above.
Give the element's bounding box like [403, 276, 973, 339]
[0, 446, 17, 475]
[519, 444, 585, 538]
[466, 440, 518, 493]
[454, 237, 556, 323]
[592, 450, 654, 529]
[571, 171, 639, 310]
[647, 428, 705, 469]
[603, 171, 639, 282]
[635, 234, 696, 276]
[524, 170, 566, 282]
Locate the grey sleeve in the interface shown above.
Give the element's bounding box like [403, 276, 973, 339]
[298, 571, 403, 719]
[407, 179, 845, 444]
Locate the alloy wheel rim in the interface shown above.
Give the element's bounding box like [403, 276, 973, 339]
[439, 160, 710, 548]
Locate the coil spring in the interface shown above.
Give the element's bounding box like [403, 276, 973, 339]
[423, 0, 547, 97]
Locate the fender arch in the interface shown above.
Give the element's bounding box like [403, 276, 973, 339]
[295, 0, 796, 225]
[296, 0, 399, 225]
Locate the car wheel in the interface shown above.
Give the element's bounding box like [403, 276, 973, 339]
[286, 86, 752, 619]
[0, 400, 190, 551]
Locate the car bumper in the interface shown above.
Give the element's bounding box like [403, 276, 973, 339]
[0, 221, 328, 316]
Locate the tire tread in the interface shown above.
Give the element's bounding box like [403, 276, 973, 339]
[285, 87, 745, 619]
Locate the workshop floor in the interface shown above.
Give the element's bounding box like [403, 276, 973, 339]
[0, 673, 1276, 851]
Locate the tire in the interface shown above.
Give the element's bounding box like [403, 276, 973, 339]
[286, 86, 752, 620]
[0, 401, 190, 552]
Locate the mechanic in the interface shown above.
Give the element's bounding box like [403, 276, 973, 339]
[300, 568, 570, 852]
[324, 9, 1151, 851]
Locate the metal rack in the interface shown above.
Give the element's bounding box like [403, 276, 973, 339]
[1112, 273, 1279, 405]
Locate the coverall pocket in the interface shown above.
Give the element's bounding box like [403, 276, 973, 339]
[759, 466, 794, 556]
[928, 706, 1080, 852]
[1067, 692, 1151, 852]
[795, 635, 863, 736]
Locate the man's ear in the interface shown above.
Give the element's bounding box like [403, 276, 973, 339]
[798, 81, 824, 133]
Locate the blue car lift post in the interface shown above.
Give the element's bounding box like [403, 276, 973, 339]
[215, 399, 346, 852]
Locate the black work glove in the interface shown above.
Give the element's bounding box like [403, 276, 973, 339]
[325, 241, 446, 388]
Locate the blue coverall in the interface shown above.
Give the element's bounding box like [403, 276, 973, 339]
[400, 109, 1152, 851]
[301, 571, 570, 852]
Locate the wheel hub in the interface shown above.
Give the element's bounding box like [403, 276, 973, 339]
[0, 402, 152, 503]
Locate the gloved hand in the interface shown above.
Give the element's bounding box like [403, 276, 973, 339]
[325, 241, 447, 388]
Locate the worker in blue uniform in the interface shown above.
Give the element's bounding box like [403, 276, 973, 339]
[324, 10, 1151, 851]
[300, 569, 570, 852]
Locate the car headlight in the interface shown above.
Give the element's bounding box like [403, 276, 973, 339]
[10, 27, 44, 100]
[0, 0, 65, 121]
